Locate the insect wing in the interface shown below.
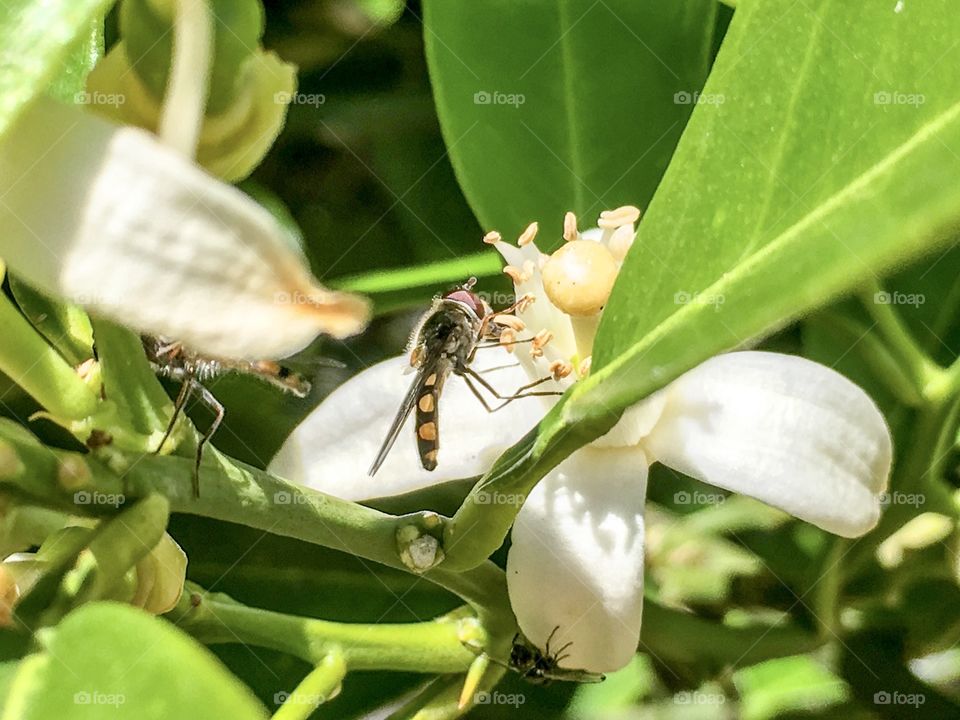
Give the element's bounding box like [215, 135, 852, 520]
[368, 357, 443, 476]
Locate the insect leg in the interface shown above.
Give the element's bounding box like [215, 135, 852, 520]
[473, 337, 535, 350]
[460, 365, 562, 411]
[155, 372, 194, 455]
[192, 383, 225, 498]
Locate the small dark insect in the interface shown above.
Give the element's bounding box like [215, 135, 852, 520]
[143, 336, 314, 496]
[508, 628, 605, 685]
[368, 278, 560, 476]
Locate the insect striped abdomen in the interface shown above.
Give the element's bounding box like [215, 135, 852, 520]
[416, 372, 444, 470]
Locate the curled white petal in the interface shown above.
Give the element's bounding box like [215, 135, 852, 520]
[506, 447, 648, 673]
[270, 349, 544, 500]
[640, 351, 892, 537]
[0, 98, 368, 360]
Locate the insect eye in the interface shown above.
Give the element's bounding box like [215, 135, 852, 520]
[443, 288, 486, 318]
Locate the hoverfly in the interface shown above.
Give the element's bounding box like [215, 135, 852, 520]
[368, 278, 560, 476]
[143, 336, 314, 496]
[508, 628, 605, 685]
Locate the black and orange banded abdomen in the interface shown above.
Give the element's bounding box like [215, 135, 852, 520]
[415, 371, 444, 470]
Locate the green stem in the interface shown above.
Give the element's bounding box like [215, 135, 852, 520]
[848, 399, 959, 572]
[813, 538, 843, 642]
[272, 652, 346, 720]
[0, 283, 98, 421]
[170, 584, 479, 674]
[860, 280, 941, 398]
[816, 311, 923, 406]
[0, 421, 513, 630]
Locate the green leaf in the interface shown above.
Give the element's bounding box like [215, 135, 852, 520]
[584, 0, 960, 418]
[423, 0, 717, 242]
[0, 0, 115, 139]
[734, 656, 849, 720]
[46, 21, 104, 103]
[7, 276, 93, 366]
[3, 603, 267, 719]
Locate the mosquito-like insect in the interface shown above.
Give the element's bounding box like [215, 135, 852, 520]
[368, 278, 560, 476]
[507, 628, 605, 685]
[463, 627, 605, 685]
[143, 336, 314, 496]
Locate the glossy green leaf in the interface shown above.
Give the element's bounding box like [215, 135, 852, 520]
[0, 0, 115, 139]
[582, 0, 960, 417]
[2, 603, 267, 719]
[423, 0, 716, 242]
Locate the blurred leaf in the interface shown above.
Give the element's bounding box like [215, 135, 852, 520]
[0, 0, 114, 139]
[567, 655, 655, 718]
[734, 656, 849, 720]
[4, 602, 267, 719]
[7, 276, 93, 366]
[585, 0, 960, 419]
[357, 0, 405, 27]
[46, 21, 103, 102]
[423, 0, 717, 242]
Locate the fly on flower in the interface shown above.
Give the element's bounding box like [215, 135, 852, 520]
[368, 278, 560, 476]
[144, 336, 317, 496]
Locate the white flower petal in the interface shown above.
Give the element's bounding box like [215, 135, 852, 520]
[0, 98, 368, 360]
[641, 351, 892, 537]
[506, 447, 648, 673]
[269, 349, 544, 500]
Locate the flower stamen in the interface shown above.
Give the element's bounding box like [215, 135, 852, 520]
[563, 211, 578, 242]
[531, 329, 553, 358]
[549, 359, 572, 380]
[597, 205, 641, 230]
[518, 222, 539, 246]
